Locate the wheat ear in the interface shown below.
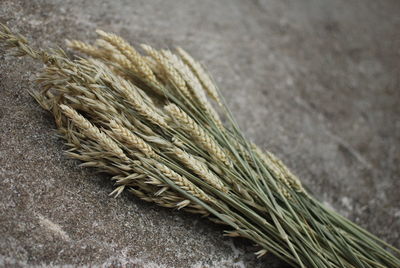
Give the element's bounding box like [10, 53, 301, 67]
[154, 162, 214, 204]
[161, 50, 224, 128]
[66, 40, 104, 58]
[165, 103, 232, 167]
[141, 44, 192, 100]
[114, 78, 169, 128]
[172, 147, 228, 193]
[109, 120, 158, 158]
[96, 30, 158, 85]
[60, 105, 128, 161]
[176, 47, 222, 106]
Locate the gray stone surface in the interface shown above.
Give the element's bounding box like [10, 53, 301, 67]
[1, 0, 399, 267]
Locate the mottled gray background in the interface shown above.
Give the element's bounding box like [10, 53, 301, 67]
[1, 0, 399, 267]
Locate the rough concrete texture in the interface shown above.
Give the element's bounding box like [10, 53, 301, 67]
[1, 0, 399, 267]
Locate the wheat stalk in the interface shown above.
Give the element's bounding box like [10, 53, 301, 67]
[1, 23, 399, 268]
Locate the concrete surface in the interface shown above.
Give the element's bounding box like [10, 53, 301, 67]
[1, 0, 399, 267]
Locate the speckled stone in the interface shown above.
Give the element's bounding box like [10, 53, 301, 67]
[1, 0, 399, 267]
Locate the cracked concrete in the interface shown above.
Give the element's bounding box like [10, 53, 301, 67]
[1, 0, 399, 267]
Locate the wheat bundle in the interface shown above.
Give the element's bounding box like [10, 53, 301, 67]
[1, 24, 399, 267]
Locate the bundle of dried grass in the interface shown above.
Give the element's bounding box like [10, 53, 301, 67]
[1, 24, 399, 267]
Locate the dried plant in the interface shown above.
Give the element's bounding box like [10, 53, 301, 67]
[1, 24, 399, 268]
